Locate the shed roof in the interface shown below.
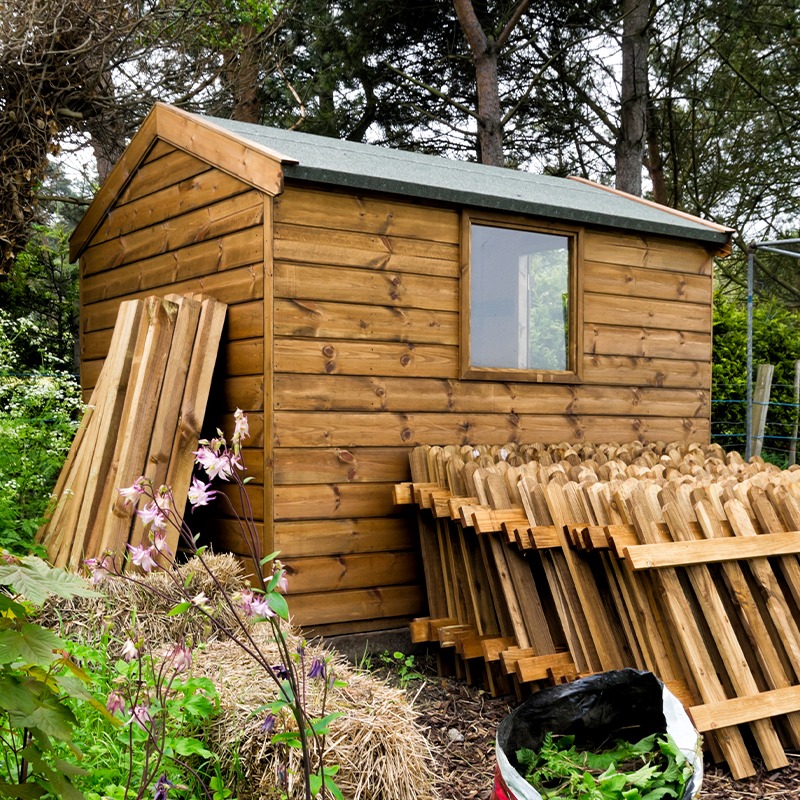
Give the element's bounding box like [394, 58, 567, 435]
[204, 113, 733, 249]
[71, 103, 733, 259]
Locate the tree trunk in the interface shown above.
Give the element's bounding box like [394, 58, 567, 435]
[453, 0, 518, 167]
[616, 0, 650, 195]
[228, 24, 261, 124]
[646, 98, 667, 204]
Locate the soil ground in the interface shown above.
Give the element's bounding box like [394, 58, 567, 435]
[386, 658, 800, 800]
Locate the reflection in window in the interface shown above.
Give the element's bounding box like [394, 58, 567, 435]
[470, 224, 570, 371]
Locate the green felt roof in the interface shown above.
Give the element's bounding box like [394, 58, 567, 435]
[203, 113, 732, 248]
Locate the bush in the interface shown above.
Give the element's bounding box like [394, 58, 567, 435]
[0, 310, 82, 554]
[712, 292, 800, 460]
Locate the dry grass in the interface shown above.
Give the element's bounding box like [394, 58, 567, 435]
[41, 555, 439, 800]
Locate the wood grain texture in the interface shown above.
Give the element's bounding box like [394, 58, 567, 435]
[274, 223, 458, 277]
[583, 261, 712, 304]
[274, 262, 458, 311]
[272, 374, 709, 416]
[273, 185, 459, 243]
[585, 324, 711, 361]
[584, 292, 710, 333]
[583, 230, 713, 274]
[274, 298, 457, 344]
[272, 410, 709, 448]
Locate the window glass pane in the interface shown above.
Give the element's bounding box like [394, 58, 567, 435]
[470, 224, 570, 371]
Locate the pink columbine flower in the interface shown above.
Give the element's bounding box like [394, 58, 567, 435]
[118, 477, 147, 505]
[106, 691, 126, 715]
[130, 704, 151, 730]
[136, 501, 167, 530]
[152, 530, 170, 553]
[238, 588, 255, 617]
[194, 446, 242, 481]
[121, 638, 140, 662]
[85, 555, 113, 584]
[190, 591, 211, 612]
[187, 476, 216, 508]
[166, 643, 192, 673]
[233, 408, 250, 444]
[251, 595, 275, 618]
[128, 543, 157, 572]
[275, 572, 289, 594]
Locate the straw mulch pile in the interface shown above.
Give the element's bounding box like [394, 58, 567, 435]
[40, 555, 439, 800]
[195, 627, 437, 800]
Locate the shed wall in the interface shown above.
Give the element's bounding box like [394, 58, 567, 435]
[264, 183, 713, 633]
[77, 146, 716, 636]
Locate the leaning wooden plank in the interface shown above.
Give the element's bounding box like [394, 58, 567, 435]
[484, 473, 556, 654]
[630, 499, 755, 779]
[57, 300, 144, 567]
[37, 399, 96, 554]
[515, 651, 575, 684]
[689, 685, 800, 733]
[623, 530, 800, 570]
[544, 482, 627, 672]
[694, 499, 800, 748]
[129, 295, 203, 552]
[662, 500, 787, 772]
[518, 478, 594, 673]
[408, 448, 451, 620]
[753, 492, 800, 613]
[92, 297, 179, 560]
[161, 296, 227, 557]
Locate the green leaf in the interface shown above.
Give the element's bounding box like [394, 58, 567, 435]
[182, 693, 216, 719]
[173, 737, 216, 759]
[310, 712, 343, 736]
[167, 601, 192, 616]
[0, 782, 46, 799]
[271, 731, 302, 748]
[0, 623, 63, 667]
[0, 594, 29, 618]
[267, 591, 289, 620]
[8, 681, 77, 740]
[259, 551, 280, 566]
[0, 557, 98, 604]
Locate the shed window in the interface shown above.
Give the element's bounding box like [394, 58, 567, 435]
[462, 216, 581, 382]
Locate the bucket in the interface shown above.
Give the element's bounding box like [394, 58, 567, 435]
[491, 669, 702, 800]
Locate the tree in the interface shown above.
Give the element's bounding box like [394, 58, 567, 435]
[616, 0, 650, 194]
[0, 0, 290, 270]
[451, 0, 530, 166]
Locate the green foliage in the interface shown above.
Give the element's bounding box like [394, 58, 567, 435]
[0, 225, 82, 552]
[0, 313, 82, 554]
[516, 732, 693, 800]
[712, 292, 800, 459]
[63, 641, 221, 800]
[0, 223, 79, 371]
[378, 651, 424, 687]
[0, 555, 100, 800]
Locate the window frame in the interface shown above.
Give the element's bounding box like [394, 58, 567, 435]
[460, 210, 584, 383]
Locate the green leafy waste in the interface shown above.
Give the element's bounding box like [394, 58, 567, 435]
[516, 732, 694, 800]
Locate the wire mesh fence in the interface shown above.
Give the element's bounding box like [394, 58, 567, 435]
[712, 381, 800, 467]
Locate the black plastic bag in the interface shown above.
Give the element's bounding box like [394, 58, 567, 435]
[492, 669, 702, 800]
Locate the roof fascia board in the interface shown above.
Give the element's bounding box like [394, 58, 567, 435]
[153, 104, 296, 194]
[70, 103, 298, 260]
[568, 175, 734, 255]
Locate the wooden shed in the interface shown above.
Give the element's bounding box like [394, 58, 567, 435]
[71, 102, 733, 636]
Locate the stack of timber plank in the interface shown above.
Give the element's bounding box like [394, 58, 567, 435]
[395, 441, 800, 779]
[37, 294, 227, 570]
